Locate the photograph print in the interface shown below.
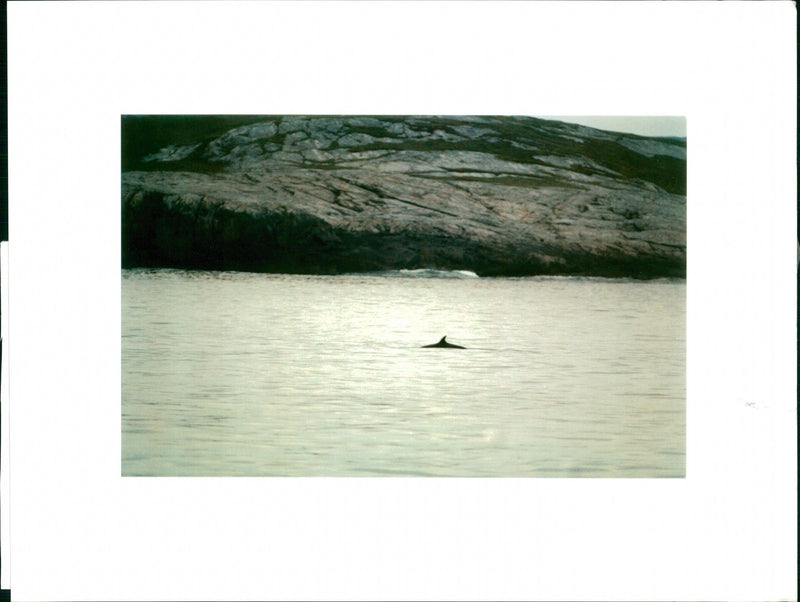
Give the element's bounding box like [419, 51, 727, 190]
[121, 115, 686, 477]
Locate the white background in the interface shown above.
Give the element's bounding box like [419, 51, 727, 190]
[5, 2, 797, 600]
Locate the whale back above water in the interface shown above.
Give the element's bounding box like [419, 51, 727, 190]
[422, 335, 466, 349]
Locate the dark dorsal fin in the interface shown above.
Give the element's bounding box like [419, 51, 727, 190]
[439, 336, 447, 343]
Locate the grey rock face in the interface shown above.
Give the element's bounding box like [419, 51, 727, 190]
[142, 143, 201, 163]
[121, 115, 686, 277]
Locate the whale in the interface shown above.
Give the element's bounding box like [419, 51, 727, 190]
[422, 335, 466, 349]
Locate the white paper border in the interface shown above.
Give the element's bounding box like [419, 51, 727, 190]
[1, 241, 9, 590]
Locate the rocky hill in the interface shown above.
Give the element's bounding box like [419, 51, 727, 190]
[121, 115, 686, 277]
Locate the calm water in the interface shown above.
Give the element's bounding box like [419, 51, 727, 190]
[122, 269, 685, 477]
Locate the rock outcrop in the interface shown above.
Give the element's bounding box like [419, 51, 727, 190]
[122, 115, 686, 278]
